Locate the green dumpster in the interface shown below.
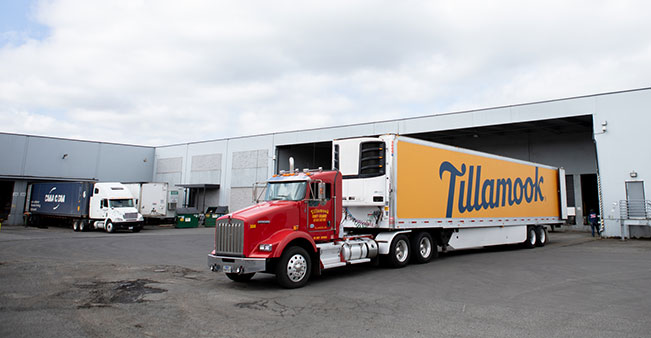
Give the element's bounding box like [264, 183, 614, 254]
[204, 206, 229, 227]
[175, 208, 200, 228]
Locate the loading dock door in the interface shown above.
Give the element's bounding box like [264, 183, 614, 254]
[176, 184, 221, 214]
[0, 181, 14, 221]
[276, 142, 333, 173]
[580, 174, 599, 224]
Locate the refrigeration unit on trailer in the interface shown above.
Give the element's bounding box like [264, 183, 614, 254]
[208, 134, 567, 288]
[27, 182, 144, 233]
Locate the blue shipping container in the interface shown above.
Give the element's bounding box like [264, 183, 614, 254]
[29, 182, 92, 217]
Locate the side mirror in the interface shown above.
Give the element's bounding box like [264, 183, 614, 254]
[252, 183, 266, 203]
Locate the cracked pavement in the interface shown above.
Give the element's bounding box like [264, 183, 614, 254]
[2, 225, 651, 337]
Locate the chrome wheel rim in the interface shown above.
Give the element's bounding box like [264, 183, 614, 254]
[529, 229, 537, 245]
[396, 239, 409, 262]
[286, 254, 307, 282]
[419, 237, 432, 259]
[539, 228, 546, 243]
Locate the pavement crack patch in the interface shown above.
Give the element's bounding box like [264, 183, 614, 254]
[235, 299, 269, 311]
[77, 279, 167, 308]
[153, 265, 205, 280]
[560, 238, 598, 247]
[234, 299, 302, 318]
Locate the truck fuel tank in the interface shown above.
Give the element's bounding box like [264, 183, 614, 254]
[341, 237, 378, 261]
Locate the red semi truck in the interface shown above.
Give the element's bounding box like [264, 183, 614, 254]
[208, 135, 567, 288]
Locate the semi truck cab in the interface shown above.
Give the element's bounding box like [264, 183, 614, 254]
[208, 169, 344, 288]
[87, 182, 144, 233]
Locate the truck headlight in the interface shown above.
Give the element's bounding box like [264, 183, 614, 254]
[259, 244, 273, 252]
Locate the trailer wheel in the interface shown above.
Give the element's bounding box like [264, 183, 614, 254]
[535, 226, 548, 247]
[79, 221, 86, 232]
[72, 220, 79, 232]
[386, 234, 411, 268]
[106, 221, 115, 233]
[226, 273, 255, 283]
[275, 246, 311, 289]
[523, 226, 537, 249]
[411, 232, 437, 263]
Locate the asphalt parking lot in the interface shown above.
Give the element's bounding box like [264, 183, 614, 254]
[1, 225, 651, 338]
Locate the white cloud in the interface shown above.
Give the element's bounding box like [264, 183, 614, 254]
[1, 0, 650, 145]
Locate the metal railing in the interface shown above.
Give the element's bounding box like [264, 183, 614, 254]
[619, 200, 651, 219]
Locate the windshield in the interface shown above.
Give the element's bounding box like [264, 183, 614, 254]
[109, 199, 135, 208]
[265, 182, 307, 201]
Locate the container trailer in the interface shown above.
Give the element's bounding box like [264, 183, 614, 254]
[26, 182, 144, 232]
[124, 182, 173, 222]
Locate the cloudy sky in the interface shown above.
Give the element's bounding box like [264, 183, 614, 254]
[0, 0, 649, 146]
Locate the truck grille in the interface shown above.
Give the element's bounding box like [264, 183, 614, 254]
[124, 212, 138, 220]
[214, 219, 244, 256]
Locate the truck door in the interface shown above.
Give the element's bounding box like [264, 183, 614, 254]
[307, 181, 334, 241]
[100, 199, 109, 218]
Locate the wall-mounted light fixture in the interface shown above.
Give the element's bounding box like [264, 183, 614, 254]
[62, 153, 69, 159]
[630, 170, 638, 178]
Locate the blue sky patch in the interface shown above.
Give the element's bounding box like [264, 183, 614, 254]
[0, 0, 49, 46]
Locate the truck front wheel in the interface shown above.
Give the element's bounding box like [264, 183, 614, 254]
[276, 246, 311, 289]
[386, 234, 411, 268]
[106, 221, 115, 233]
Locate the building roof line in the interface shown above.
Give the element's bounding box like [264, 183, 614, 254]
[158, 86, 651, 148]
[0, 131, 155, 148]
[3, 86, 650, 148]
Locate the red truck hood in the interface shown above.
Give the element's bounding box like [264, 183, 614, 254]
[221, 200, 301, 224]
[217, 200, 302, 257]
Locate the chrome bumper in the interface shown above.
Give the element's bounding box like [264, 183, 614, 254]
[207, 254, 267, 274]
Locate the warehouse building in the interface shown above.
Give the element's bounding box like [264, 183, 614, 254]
[1, 87, 650, 238]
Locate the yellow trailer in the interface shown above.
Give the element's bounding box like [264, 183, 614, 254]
[336, 135, 567, 251]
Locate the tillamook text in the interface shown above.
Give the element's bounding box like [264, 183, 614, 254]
[439, 162, 544, 218]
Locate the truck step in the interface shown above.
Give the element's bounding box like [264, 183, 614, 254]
[347, 258, 371, 265]
[322, 261, 347, 270]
